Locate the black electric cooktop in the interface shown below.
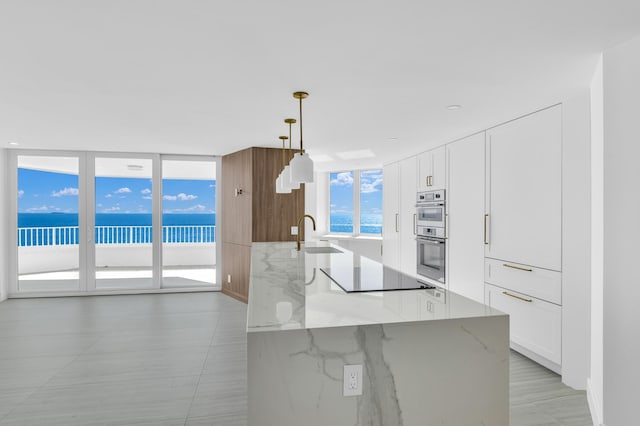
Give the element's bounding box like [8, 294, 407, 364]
[320, 266, 435, 293]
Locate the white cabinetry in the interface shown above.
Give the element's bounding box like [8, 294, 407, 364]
[485, 105, 562, 271]
[383, 157, 417, 276]
[485, 283, 562, 369]
[417, 146, 446, 191]
[382, 162, 400, 270]
[446, 133, 485, 303]
[399, 157, 417, 277]
[484, 105, 563, 370]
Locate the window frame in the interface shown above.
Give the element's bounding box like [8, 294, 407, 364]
[328, 168, 382, 237]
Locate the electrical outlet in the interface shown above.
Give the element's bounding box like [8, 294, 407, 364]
[227, 274, 232, 284]
[291, 226, 298, 236]
[343, 364, 363, 396]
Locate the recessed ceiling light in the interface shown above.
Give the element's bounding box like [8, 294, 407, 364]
[446, 105, 462, 110]
[8, 141, 19, 146]
[387, 137, 398, 142]
[127, 164, 144, 171]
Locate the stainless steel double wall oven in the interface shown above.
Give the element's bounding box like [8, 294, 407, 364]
[416, 190, 446, 285]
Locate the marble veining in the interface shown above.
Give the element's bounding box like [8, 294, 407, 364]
[355, 325, 402, 426]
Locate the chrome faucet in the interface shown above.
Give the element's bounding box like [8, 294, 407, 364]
[296, 214, 316, 251]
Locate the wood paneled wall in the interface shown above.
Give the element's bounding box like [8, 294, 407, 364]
[221, 147, 305, 303]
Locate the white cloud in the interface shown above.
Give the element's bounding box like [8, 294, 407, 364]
[360, 178, 383, 194]
[142, 196, 152, 200]
[114, 187, 131, 194]
[102, 206, 121, 213]
[165, 204, 207, 213]
[163, 193, 198, 201]
[18, 190, 24, 198]
[141, 188, 151, 194]
[51, 187, 79, 197]
[177, 193, 197, 201]
[26, 205, 60, 212]
[97, 203, 102, 207]
[330, 172, 354, 186]
[360, 170, 383, 194]
[209, 184, 215, 188]
[105, 194, 112, 198]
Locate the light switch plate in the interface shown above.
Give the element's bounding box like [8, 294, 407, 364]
[343, 364, 363, 396]
[291, 226, 298, 235]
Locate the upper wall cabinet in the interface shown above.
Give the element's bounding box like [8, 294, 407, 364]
[417, 146, 446, 191]
[485, 105, 562, 271]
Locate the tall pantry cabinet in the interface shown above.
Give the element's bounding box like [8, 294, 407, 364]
[382, 157, 417, 276]
[446, 133, 486, 304]
[221, 147, 304, 303]
[484, 105, 563, 371]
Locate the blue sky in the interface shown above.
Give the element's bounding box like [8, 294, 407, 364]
[18, 168, 216, 214]
[330, 169, 383, 216]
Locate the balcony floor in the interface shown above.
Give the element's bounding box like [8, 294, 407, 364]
[18, 267, 216, 293]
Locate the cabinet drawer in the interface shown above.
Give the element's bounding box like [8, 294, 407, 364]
[485, 258, 561, 305]
[485, 283, 561, 365]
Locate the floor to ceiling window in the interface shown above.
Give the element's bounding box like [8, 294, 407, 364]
[9, 151, 219, 297]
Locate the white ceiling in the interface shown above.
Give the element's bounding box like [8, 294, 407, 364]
[1, 1, 639, 171]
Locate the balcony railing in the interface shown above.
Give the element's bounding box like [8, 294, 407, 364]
[17, 225, 216, 247]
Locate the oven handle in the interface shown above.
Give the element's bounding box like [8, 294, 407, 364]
[416, 237, 444, 244]
[415, 202, 445, 207]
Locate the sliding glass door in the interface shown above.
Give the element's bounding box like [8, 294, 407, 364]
[92, 155, 156, 290]
[161, 158, 217, 287]
[15, 154, 82, 293]
[9, 151, 219, 297]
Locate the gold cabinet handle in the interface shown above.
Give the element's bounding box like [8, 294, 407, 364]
[413, 214, 417, 235]
[502, 291, 533, 303]
[445, 213, 448, 239]
[503, 263, 533, 272]
[484, 214, 489, 245]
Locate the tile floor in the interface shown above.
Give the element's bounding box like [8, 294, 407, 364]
[0, 292, 591, 425]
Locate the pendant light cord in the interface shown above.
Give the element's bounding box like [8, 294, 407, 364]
[299, 96, 304, 153]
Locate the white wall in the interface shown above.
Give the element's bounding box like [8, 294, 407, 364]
[602, 34, 640, 426]
[0, 149, 7, 302]
[561, 92, 592, 390]
[305, 171, 329, 238]
[588, 55, 604, 426]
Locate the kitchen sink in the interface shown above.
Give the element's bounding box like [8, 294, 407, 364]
[304, 247, 343, 254]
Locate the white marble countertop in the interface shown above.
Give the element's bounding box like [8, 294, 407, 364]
[247, 241, 506, 333]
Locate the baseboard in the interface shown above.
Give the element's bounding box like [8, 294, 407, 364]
[511, 342, 562, 374]
[222, 287, 248, 304]
[586, 378, 603, 426]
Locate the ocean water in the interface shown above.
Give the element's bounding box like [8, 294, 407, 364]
[17, 213, 216, 246]
[18, 213, 216, 227]
[330, 213, 382, 235]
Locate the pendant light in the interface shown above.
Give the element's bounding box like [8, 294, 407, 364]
[284, 118, 300, 190]
[275, 136, 291, 194]
[289, 91, 314, 183]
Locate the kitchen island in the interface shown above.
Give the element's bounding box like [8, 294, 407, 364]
[247, 242, 509, 426]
